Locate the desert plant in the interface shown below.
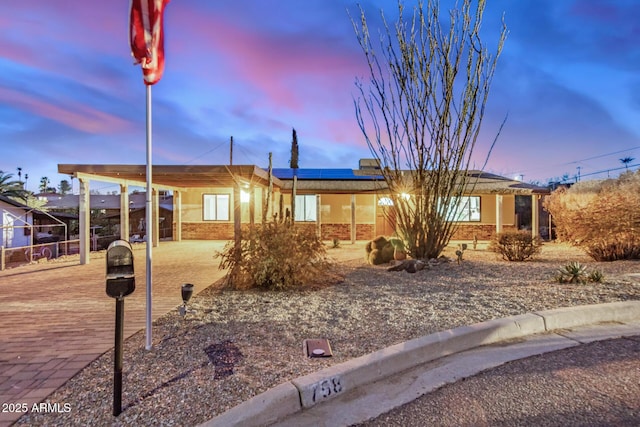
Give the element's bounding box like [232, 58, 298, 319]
[556, 261, 588, 284]
[455, 243, 467, 264]
[216, 222, 328, 290]
[365, 236, 396, 265]
[588, 269, 604, 283]
[489, 231, 542, 261]
[351, 0, 506, 260]
[544, 170, 640, 261]
[389, 237, 407, 261]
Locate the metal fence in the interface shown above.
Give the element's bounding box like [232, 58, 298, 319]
[0, 239, 81, 271]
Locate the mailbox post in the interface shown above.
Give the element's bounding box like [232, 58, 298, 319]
[105, 240, 135, 417]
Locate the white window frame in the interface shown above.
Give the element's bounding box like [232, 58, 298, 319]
[443, 196, 481, 222]
[295, 194, 317, 222]
[203, 194, 230, 221]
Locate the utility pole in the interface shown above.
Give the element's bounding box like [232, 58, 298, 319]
[229, 136, 233, 165]
[576, 166, 581, 182]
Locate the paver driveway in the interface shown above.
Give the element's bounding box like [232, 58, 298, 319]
[0, 241, 227, 427]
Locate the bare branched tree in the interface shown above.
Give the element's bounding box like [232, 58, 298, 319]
[352, 0, 507, 259]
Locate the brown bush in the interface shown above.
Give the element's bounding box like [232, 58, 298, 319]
[489, 230, 542, 261]
[215, 222, 328, 290]
[544, 171, 640, 261]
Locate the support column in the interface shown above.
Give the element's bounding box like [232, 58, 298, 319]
[316, 194, 321, 239]
[351, 194, 356, 244]
[174, 190, 182, 241]
[291, 176, 297, 224]
[79, 178, 90, 265]
[531, 194, 539, 238]
[152, 188, 159, 247]
[495, 195, 503, 234]
[120, 185, 129, 241]
[249, 186, 255, 230]
[233, 183, 241, 247]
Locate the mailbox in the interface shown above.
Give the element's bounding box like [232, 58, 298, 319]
[106, 240, 135, 298]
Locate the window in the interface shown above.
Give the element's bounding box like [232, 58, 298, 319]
[444, 196, 481, 222]
[378, 197, 394, 206]
[295, 195, 316, 221]
[203, 194, 230, 221]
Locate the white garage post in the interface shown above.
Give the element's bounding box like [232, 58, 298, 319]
[79, 178, 90, 265]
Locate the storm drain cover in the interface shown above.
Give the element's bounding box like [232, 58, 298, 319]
[204, 340, 244, 379]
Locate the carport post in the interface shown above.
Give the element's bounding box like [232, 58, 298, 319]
[78, 178, 90, 265]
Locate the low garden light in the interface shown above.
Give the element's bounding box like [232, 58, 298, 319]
[179, 283, 194, 317]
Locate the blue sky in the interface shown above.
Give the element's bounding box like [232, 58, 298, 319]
[1, 0, 639, 193]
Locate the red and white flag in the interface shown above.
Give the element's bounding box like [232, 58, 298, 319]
[129, 0, 170, 85]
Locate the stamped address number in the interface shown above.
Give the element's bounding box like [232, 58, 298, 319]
[310, 375, 344, 404]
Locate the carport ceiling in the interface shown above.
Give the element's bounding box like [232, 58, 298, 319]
[58, 164, 279, 190]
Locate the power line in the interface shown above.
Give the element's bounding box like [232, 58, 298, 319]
[577, 163, 639, 180]
[561, 145, 640, 166]
[504, 145, 640, 179]
[185, 141, 228, 164]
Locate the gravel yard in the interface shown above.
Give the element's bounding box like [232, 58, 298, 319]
[15, 242, 640, 426]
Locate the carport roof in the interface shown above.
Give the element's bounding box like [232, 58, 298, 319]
[58, 164, 281, 190]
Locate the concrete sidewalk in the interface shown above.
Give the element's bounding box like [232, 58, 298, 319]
[201, 301, 640, 427]
[0, 241, 226, 427]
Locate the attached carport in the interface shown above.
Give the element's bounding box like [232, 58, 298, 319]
[58, 164, 279, 264]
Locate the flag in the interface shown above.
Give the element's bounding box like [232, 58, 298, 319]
[129, 0, 170, 85]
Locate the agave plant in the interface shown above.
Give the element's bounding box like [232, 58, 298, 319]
[588, 269, 604, 283]
[556, 261, 588, 284]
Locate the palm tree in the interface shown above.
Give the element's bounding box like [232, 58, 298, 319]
[39, 176, 50, 193]
[0, 170, 28, 199]
[620, 157, 635, 170]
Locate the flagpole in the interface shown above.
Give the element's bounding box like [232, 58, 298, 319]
[145, 84, 153, 351]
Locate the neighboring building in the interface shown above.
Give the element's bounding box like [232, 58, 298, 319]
[58, 161, 550, 265]
[0, 195, 67, 248]
[1, 195, 34, 248]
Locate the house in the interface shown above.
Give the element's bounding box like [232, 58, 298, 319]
[58, 161, 550, 265]
[0, 195, 67, 249]
[1, 194, 34, 249]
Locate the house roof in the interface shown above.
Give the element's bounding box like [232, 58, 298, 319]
[0, 194, 72, 220]
[273, 169, 549, 195]
[56, 164, 549, 195]
[466, 171, 550, 195]
[272, 168, 386, 193]
[0, 194, 30, 209]
[272, 168, 383, 180]
[58, 164, 279, 190]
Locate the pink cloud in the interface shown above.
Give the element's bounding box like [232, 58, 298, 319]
[0, 87, 133, 134]
[170, 6, 366, 113]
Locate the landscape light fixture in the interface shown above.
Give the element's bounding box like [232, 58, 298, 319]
[179, 283, 194, 317]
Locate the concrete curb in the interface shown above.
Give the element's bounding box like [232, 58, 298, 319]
[198, 300, 640, 427]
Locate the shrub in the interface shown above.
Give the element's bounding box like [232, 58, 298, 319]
[544, 171, 640, 261]
[555, 261, 588, 284]
[554, 262, 605, 284]
[215, 222, 328, 290]
[588, 269, 604, 283]
[489, 230, 542, 261]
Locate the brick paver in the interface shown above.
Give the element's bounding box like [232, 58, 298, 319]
[0, 241, 227, 427]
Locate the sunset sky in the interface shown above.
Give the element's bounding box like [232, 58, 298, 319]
[1, 0, 639, 193]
